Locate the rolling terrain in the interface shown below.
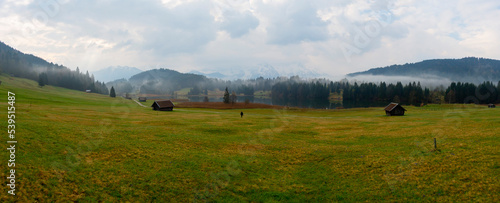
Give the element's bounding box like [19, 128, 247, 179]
[0, 74, 499, 202]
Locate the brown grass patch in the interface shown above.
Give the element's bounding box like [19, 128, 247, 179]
[175, 102, 284, 109]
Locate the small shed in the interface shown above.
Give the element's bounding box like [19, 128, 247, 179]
[151, 100, 174, 111]
[85, 90, 91, 93]
[488, 104, 496, 108]
[138, 97, 147, 102]
[384, 103, 406, 116]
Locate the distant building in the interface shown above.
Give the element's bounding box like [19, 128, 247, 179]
[488, 104, 496, 108]
[138, 97, 147, 102]
[85, 90, 91, 93]
[384, 103, 406, 116]
[151, 100, 174, 111]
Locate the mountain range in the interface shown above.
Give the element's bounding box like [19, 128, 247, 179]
[94, 62, 322, 82]
[188, 63, 322, 80]
[2, 40, 499, 95]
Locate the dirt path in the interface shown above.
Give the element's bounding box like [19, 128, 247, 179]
[132, 99, 148, 108]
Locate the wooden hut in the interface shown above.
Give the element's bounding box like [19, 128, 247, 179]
[384, 103, 406, 116]
[138, 97, 147, 102]
[151, 100, 174, 111]
[488, 104, 496, 108]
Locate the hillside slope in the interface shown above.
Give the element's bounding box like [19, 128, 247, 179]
[0, 41, 108, 94]
[348, 57, 500, 83]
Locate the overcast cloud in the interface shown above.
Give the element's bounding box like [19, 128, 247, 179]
[1, 0, 499, 78]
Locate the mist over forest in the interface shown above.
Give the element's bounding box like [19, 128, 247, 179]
[348, 57, 500, 84]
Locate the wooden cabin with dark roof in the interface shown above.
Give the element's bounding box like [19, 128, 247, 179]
[488, 104, 496, 108]
[151, 100, 174, 111]
[384, 103, 406, 116]
[138, 97, 147, 102]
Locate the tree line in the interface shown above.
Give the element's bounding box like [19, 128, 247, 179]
[37, 67, 109, 94]
[342, 81, 428, 105]
[271, 81, 330, 103]
[342, 81, 500, 105]
[445, 81, 500, 104]
[269, 79, 500, 106]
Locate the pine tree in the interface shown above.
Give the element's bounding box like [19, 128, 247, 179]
[38, 72, 48, 87]
[110, 86, 116, 98]
[497, 81, 500, 103]
[38, 74, 45, 87]
[223, 87, 230, 104]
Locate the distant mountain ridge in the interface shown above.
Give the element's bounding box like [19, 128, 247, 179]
[108, 68, 208, 94]
[190, 63, 322, 80]
[92, 66, 143, 82]
[188, 70, 227, 79]
[129, 68, 207, 87]
[348, 57, 500, 83]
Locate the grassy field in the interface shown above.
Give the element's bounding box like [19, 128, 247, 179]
[0, 74, 499, 202]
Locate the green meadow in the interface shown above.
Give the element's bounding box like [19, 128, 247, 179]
[0, 75, 499, 202]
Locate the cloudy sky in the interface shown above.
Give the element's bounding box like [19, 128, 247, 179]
[1, 0, 499, 78]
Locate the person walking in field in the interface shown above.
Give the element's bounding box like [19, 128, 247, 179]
[240, 111, 243, 118]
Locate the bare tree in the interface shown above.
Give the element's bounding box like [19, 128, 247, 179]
[230, 91, 237, 104]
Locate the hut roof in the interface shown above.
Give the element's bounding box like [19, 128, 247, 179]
[384, 103, 406, 111]
[151, 100, 174, 108]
